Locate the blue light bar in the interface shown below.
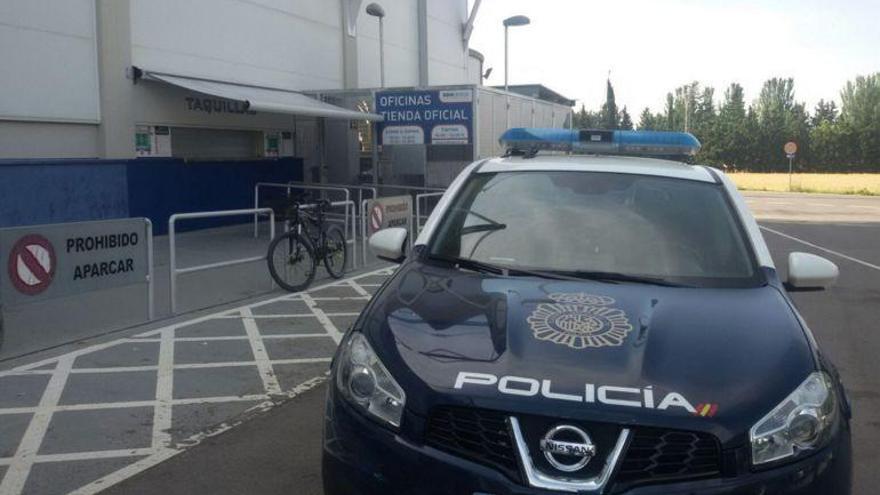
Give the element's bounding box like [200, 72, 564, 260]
[500, 128, 701, 158]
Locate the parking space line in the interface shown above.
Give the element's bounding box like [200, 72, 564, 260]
[760, 225, 880, 271]
[345, 278, 372, 297]
[0, 356, 75, 494]
[301, 293, 345, 344]
[240, 307, 282, 395]
[68, 375, 330, 495]
[0, 266, 394, 495]
[152, 328, 175, 450]
[0, 448, 156, 466]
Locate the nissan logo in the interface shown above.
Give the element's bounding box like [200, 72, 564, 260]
[539, 424, 596, 472]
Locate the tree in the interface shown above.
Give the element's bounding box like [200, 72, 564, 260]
[839, 73, 880, 168]
[637, 107, 656, 130]
[600, 79, 619, 129]
[574, 104, 601, 128]
[713, 83, 749, 168]
[811, 99, 838, 127]
[619, 106, 633, 130]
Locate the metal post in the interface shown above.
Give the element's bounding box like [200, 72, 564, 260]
[145, 218, 154, 320]
[788, 156, 794, 191]
[378, 16, 386, 88]
[253, 183, 260, 238]
[504, 25, 509, 92]
[169, 217, 177, 315]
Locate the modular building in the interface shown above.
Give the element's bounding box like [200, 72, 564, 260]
[0, 0, 572, 230]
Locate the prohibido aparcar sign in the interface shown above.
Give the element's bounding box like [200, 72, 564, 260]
[1, 218, 151, 306]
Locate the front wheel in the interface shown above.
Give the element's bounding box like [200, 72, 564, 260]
[267, 231, 317, 292]
[322, 224, 348, 279]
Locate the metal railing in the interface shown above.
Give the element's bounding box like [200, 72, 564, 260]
[415, 192, 445, 236]
[169, 208, 275, 314]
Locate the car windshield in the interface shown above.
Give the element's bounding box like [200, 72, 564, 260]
[428, 170, 763, 288]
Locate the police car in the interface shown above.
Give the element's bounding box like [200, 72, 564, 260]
[322, 128, 852, 494]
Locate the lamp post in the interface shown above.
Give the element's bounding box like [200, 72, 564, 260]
[366, 3, 386, 88]
[503, 15, 530, 92]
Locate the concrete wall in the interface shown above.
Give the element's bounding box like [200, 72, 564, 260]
[131, 0, 345, 92]
[426, 0, 469, 86]
[0, 0, 100, 124]
[0, 121, 99, 159]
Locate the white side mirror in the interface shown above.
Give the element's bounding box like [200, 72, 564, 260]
[369, 228, 408, 263]
[787, 252, 838, 290]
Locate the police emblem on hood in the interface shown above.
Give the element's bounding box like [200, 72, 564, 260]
[527, 293, 633, 349]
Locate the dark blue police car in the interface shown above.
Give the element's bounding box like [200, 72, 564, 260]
[322, 129, 852, 494]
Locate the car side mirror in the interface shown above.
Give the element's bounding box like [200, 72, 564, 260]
[369, 228, 408, 263]
[786, 252, 838, 290]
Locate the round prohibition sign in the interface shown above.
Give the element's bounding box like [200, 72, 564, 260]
[370, 204, 385, 232]
[7, 234, 56, 295]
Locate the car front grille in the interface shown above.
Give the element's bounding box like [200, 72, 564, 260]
[613, 426, 722, 490]
[424, 406, 521, 482]
[424, 407, 722, 491]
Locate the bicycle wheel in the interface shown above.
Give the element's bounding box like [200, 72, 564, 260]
[267, 231, 317, 292]
[322, 224, 348, 279]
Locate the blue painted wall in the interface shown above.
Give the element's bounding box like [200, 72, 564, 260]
[0, 160, 129, 228]
[0, 158, 303, 235]
[127, 158, 303, 234]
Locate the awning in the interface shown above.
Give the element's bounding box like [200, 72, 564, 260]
[141, 70, 382, 121]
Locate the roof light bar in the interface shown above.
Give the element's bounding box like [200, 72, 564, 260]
[500, 128, 701, 158]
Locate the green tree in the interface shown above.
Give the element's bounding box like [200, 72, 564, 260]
[619, 106, 633, 130]
[713, 83, 749, 169]
[839, 73, 880, 168]
[811, 99, 838, 127]
[600, 79, 619, 129]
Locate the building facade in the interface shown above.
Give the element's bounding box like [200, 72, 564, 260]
[0, 0, 571, 230]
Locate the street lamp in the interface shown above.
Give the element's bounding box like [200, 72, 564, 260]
[366, 3, 386, 88]
[503, 15, 530, 92]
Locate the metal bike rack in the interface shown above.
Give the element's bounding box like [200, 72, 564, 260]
[169, 208, 275, 314]
[296, 199, 357, 270]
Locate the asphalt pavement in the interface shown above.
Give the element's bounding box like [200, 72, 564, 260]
[2, 192, 878, 495]
[101, 192, 880, 495]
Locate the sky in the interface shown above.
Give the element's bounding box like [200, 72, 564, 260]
[468, 0, 880, 116]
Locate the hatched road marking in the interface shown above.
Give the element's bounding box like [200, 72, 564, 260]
[0, 266, 395, 495]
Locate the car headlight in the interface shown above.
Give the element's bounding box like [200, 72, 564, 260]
[750, 372, 838, 466]
[335, 332, 406, 428]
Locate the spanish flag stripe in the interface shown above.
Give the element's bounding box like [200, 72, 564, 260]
[708, 404, 718, 417]
[700, 404, 712, 416]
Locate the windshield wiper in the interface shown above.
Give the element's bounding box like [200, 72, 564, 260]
[427, 255, 571, 280]
[554, 270, 691, 288]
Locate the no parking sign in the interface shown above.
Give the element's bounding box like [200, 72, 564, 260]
[0, 218, 151, 306]
[7, 234, 56, 295]
[365, 195, 412, 235]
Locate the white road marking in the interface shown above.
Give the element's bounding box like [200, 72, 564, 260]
[760, 226, 880, 271]
[345, 278, 372, 297]
[0, 448, 155, 467]
[300, 293, 345, 344]
[0, 356, 75, 494]
[241, 307, 282, 395]
[152, 328, 175, 449]
[0, 266, 392, 495]
[67, 375, 330, 495]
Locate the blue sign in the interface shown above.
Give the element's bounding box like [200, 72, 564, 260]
[375, 89, 473, 146]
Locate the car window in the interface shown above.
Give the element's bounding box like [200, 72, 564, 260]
[428, 170, 763, 288]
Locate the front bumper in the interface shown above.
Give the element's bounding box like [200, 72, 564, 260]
[322, 385, 852, 495]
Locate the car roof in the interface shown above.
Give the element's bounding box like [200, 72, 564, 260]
[476, 154, 717, 183]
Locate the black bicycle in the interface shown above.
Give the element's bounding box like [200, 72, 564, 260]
[267, 196, 348, 292]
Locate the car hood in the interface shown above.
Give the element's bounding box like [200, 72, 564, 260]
[361, 262, 816, 443]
